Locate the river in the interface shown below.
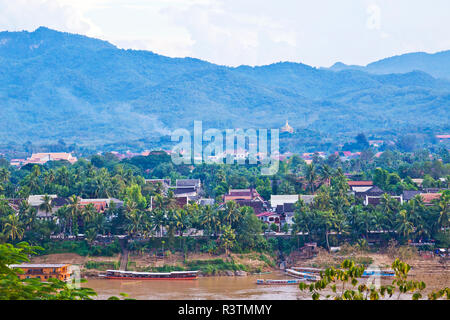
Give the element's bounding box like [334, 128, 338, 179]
[82, 272, 309, 300]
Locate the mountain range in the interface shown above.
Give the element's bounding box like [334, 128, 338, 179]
[0, 27, 449, 148]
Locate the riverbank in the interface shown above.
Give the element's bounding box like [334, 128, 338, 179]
[287, 245, 450, 294]
[29, 245, 449, 295]
[29, 251, 278, 278]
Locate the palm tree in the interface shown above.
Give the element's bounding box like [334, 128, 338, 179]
[437, 192, 449, 230]
[19, 200, 37, 231]
[305, 163, 317, 193]
[25, 172, 41, 194]
[164, 209, 178, 245]
[152, 209, 166, 237]
[0, 167, 10, 184]
[380, 194, 399, 232]
[320, 165, 333, 186]
[396, 210, 415, 240]
[175, 209, 190, 237]
[141, 212, 154, 239]
[408, 195, 430, 240]
[201, 205, 219, 236]
[56, 166, 71, 187]
[85, 228, 98, 246]
[82, 203, 98, 224]
[219, 225, 236, 256]
[43, 169, 55, 192]
[223, 201, 241, 227]
[125, 210, 142, 239]
[68, 195, 81, 235]
[152, 194, 165, 211]
[55, 206, 70, 236]
[39, 194, 53, 219]
[4, 214, 24, 241]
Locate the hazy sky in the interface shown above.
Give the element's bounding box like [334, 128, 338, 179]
[1, 0, 450, 67]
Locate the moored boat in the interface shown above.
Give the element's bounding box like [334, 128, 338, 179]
[256, 279, 303, 285]
[290, 267, 323, 274]
[362, 270, 395, 278]
[285, 269, 319, 281]
[291, 267, 395, 279]
[102, 270, 199, 280]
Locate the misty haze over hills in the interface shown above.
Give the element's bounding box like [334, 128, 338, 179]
[0, 27, 449, 148]
[328, 51, 450, 80]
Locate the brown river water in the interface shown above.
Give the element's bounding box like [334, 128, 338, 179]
[82, 271, 449, 300]
[82, 272, 309, 300]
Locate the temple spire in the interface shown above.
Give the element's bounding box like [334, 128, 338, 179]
[281, 120, 294, 133]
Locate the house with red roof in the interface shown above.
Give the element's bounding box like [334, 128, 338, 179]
[420, 193, 442, 205]
[79, 198, 124, 213]
[347, 181, 374, 194]
[256, 212, 281, 230]
[223, 188, 263, 202]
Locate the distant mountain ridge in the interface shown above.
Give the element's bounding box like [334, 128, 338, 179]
[328, 50, 450, 80]
[0, 27, 449, 147]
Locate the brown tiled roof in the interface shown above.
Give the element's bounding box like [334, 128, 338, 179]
[420, 193, 442, 203]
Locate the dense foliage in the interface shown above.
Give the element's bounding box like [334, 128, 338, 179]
[0, 148, 448, 254]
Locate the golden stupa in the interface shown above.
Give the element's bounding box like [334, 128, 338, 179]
[281, 120, 294, 133]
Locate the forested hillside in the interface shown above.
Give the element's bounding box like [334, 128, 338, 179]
[0, 27, 449, 147]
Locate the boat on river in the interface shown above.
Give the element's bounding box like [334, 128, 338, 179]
[362, 270, 395, 278]
[101, 270, 199, 280]
[290, 267, 395, 279]
[291, 267, 323, 274]
[256, 279, 303, 285]
[285, 269, 319, 281]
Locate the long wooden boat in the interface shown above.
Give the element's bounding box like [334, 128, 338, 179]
[256, 279, 303, 285]
[290, 267, 323, 274]
[291, 267, 395, 279]
[285, 269, 319, 281]
[101, 270, 199, 280]
[362, 270, 395, 278]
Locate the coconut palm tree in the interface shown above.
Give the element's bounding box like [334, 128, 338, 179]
[223, 201, 241, 226]
[152, 194, 165, 211]
[305, 163, 317, 193]
[125, 209, 142, 239]
[19, 200, 37, 231]
[0, 168, 10, 184]
[82, 203, 98, 224]
[320, 165, 333, 186]
[437, 192, 449, 230]
[4, 214, 24, 241]
[39, 194, 53, 219]
[55, 206, 70, 236]
[56, 166, 71, 187]
[43, 169, 55, 192]
[175, 209, 190, 237]
[68, 195, 81, 235]
[396, 210, 415, 240]
[152, 209, 166, 237]
[25, 170, 41, 194]
[201, 205, 219, 236]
